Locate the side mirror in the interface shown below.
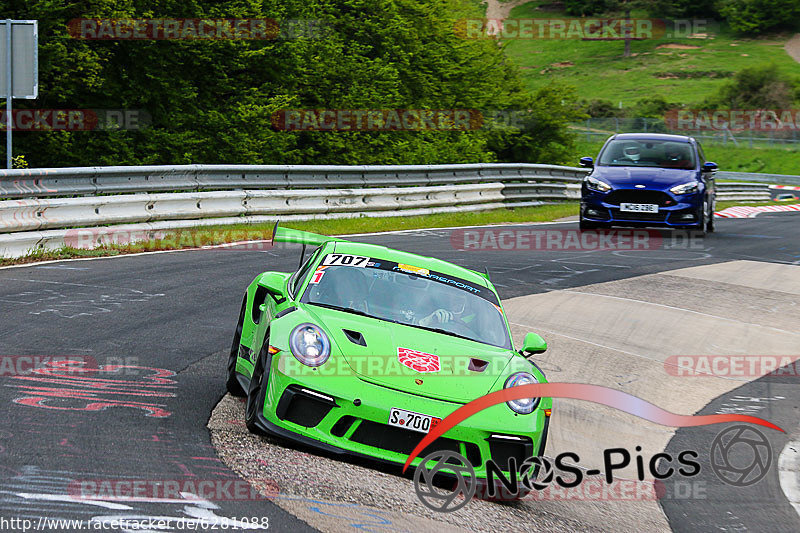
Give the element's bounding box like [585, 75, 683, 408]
[702, 162, 718, 173]
[520, 332, 547, 356]
[580, 156, 594, 168]
[258, 272, 289, 302]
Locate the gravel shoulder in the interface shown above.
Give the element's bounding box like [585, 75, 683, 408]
[209, 394, 595, 533]
[785, 34, 800, 63]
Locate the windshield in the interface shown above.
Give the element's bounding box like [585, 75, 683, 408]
[299, 255, 511, 349]
[598, 140, 696, 169]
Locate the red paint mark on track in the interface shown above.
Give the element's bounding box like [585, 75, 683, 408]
[9, 360, 177, 418]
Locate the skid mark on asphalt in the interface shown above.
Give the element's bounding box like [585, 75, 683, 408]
[0, 278, 164, 318]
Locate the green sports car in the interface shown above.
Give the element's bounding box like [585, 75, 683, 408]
[226, 224, 552, 479]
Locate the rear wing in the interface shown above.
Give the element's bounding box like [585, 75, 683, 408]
[268, 222, 348, 247]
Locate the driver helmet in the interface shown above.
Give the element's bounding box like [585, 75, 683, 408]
[623, 145, 641, 161]
[665, 145, 684, 161]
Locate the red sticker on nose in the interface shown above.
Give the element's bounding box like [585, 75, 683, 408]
[397, 347, 440, 373]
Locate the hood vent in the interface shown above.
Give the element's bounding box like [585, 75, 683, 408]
[342, 329, 366, 347]
[468, 358, 489, 372]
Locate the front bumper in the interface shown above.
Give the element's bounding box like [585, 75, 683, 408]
[245, 351, 550, 479]
[582, 188, 703, 227]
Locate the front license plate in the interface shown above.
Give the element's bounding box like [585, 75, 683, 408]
[388, 408, 441, 434]
[620, 203, 658, 213]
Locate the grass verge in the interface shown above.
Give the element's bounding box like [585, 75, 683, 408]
[716, 199, 800, 210]
[504, 1, 798, 106]
[0, 203, 579, 267]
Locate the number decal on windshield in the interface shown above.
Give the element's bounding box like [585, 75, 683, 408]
[322, 254, 369, 267]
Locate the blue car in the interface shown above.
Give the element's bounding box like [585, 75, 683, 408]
[579, 133, 717, 234]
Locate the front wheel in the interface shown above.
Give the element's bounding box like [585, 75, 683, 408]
[225, 296, 247, 397]
[692, 200, 708, 237]
[706, 199, 715, 233]
[245, 344, 270, 435]
[579, 215, 598, 231]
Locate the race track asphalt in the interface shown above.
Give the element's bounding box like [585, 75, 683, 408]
[0, 212, 797, 531]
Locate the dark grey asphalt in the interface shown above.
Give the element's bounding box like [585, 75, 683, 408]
[0, 212, 798, 531]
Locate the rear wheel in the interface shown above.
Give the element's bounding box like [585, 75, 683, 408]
[225, 296, 247, 397]
[245, 344, 270, 435]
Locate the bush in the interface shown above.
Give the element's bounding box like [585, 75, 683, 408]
[703, 64, 800, 109]
[583, 99, 624, 118]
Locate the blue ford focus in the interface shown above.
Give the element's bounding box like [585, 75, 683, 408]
[579, 133, 717, 234]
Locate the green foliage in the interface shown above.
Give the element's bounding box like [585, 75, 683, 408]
[563, 0, 608, 16]
[717, 0, 800, 34]
[703, 64, 800, 110]
[12, 154, 28, 168]
[583, 99, 624, 118]
[647, 0, 719, 18]
[630, 95, 673, 118]
[0, 0, 581, 167]
[486, 84, 585, 164]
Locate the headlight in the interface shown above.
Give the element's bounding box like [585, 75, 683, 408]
[585, 176, 611, 193]
[670, 182, 699, 195]
[504, 372, 540, 414]
[289, 323, 331, 367]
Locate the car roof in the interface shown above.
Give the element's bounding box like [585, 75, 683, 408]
[611, 133, 694, 143]
[327, 240, 491, 289]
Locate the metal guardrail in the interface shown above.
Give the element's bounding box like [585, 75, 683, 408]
[714, 181, 771, 202]
[0, 163, 780, 258]
[0, 163, 586, 198]
[717, 171, 800, 186]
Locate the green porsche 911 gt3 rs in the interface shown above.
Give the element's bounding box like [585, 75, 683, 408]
[226, 224, 551, 479]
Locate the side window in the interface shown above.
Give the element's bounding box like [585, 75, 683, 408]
[291, 246, 322, 297]
[696, 143, 706, 164]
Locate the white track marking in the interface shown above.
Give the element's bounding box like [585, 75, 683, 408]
[562, 289, 800, 338]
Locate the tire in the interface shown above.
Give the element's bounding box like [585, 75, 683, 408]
[245, 344, 270, 435]
[225, 296, 247, 397]
[692, 200, 707, 237]
[579, 216, 597, 231]
[706, 199, 715, 233]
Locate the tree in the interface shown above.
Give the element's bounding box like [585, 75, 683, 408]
[0, 0, 581, 166]
[564, 0, 607, 16]
[602, 0, 650, 57]
[648, 0, 719, 18]
[717, 0, 800, 35]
